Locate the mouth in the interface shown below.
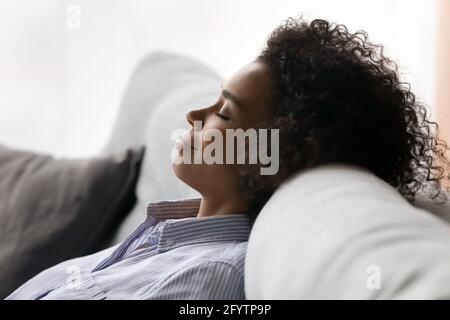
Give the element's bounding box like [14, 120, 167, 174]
[176, 133, 197, 152]
[175, 139, 184, 151]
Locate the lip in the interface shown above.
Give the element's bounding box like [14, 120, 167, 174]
[175, 139, 185, 151]
[176, 132, 197, 151]
[175, 139, 189, 150]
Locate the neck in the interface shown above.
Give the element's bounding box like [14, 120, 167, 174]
[197, 194, 248, 218]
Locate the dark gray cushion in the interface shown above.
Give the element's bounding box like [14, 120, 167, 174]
[0, 144, 145, 298]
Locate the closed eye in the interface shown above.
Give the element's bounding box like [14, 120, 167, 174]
[214, 112, 230, 121]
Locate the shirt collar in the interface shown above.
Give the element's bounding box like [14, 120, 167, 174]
[145, 198, 252, 251]
[146, 197, 202, 220]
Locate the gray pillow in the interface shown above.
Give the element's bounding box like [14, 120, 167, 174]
[0, 144, 145, 298]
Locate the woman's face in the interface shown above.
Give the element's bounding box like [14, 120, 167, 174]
[172, 61, 275, 198]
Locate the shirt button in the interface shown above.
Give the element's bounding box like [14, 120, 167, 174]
[166, 239, 175, 246]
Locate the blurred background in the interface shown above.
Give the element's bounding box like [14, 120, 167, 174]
[0, 0, 448, 157]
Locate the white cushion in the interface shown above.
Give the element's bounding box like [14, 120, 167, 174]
[245, 165, 450, 299]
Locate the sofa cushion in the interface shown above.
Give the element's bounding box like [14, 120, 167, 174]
[0, 144, 145, 298]
[245, 165, 450, 299]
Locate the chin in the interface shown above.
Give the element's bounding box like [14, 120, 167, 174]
[172, 160, 184, 180]
[172, 161, 200, 191]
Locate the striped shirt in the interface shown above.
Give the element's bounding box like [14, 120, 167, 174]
[6, 198, 252, 300]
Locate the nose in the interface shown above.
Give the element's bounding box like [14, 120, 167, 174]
[186, 106, 208, 127]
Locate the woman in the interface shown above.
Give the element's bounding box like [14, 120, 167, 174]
[7, 17, 449, 300]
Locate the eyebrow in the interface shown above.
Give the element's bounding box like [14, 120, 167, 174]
[221, 85, 244, 110]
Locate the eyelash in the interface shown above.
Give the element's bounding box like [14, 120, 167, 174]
[214, 112, 230, 121]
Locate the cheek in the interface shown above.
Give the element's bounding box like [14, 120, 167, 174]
[202, 130, 237, 165]
[201, 121, 248, 163]
[203, 134, 255, 167]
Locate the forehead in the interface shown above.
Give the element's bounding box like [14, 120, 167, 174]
[224, 61, 274, 109]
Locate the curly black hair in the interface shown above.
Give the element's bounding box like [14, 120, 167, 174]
[238, 17, 450, 221]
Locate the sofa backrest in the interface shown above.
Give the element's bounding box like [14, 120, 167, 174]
[245, 165, 450, 299]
